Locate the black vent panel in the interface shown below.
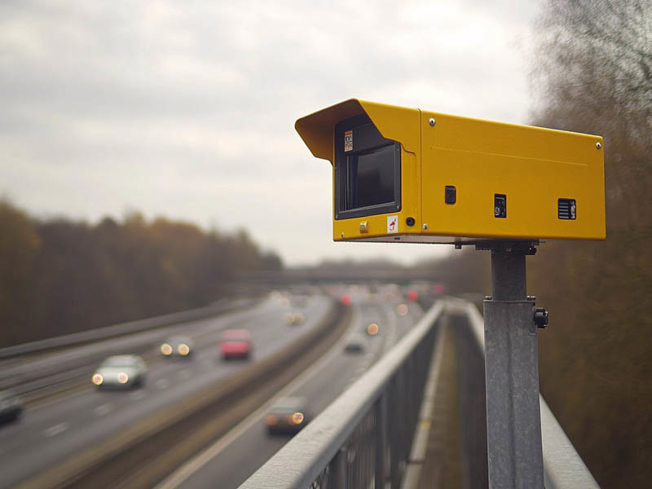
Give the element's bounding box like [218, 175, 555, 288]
[558, 199, 577, 220]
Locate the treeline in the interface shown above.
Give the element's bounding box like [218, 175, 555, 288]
[527, 1, 651, 488]
[0, 201, 282, 347]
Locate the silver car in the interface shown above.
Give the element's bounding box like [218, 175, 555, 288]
[92, 355, 147, 389]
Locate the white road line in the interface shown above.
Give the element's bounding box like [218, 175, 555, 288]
[94, 403, 114, 416]
[43, 422, 69, 438]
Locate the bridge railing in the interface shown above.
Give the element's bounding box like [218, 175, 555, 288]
[239, 298, 599, 489]
[239, 301, 446, 489]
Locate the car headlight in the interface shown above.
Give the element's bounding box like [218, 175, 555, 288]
[289, 412, 305, 425]
[178, 344, 190, 356]
[161, 343, 173, 355]
[92, 373, 104, 385]
[117, 372, 129, 384]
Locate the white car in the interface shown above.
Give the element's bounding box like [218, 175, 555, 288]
[92, 355, 147, 389]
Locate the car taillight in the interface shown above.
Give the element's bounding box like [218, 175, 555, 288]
[161, 344, 173, 355]
[118, 372, 129, 384]
[265, 415, 277, 426]
[92, 373, 104, 385]
[289, 412, 305, 425]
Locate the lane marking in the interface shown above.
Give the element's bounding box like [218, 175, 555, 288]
[43, 422, 69, 438]
[94, 403, 113, 416]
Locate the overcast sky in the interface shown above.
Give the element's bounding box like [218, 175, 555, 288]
[1, 0, 540, 267]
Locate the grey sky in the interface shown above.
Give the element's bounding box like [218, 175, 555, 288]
[1, 0, 539, 266]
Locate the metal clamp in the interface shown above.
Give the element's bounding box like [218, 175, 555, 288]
[534, 308, 549, 329]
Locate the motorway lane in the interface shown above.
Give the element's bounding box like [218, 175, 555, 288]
[0, 294, 320, 394]
[157, 296, 424, 489]
[0, 293, 331, 489]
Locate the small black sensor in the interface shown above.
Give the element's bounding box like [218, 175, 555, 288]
[445, 186, 456, 204]
[494, 194, 507, 218]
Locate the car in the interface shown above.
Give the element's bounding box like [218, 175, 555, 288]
[0, 390, 23, 424]
[285, 312, 305, 325]
[265, 396, 310, 435]
[344, 334, 365, 353]
[219, 329, 252, 360]
[160, 335, 194, 358]
[92, 355, 147, 389]
[366, 322, 380, 336]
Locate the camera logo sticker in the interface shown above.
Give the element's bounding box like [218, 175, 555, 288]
[344, 130, 353, 152]
[387, 215, 398, 233]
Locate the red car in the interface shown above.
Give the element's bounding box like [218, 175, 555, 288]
[219, 329, 252, 360]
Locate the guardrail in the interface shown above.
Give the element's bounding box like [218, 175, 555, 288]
[240, 298, 599, 489]
[0, 297, 256, 359]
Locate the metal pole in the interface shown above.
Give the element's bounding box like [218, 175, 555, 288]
[483, 243, 544, 489]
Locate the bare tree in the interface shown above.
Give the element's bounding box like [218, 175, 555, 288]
[532, 0, 651, 226]
[528, 2, 652, 488]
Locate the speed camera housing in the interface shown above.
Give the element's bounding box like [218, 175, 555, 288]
[295, 99, 606, 245]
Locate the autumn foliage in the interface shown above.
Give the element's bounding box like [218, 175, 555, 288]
[0, 201, 282, 347]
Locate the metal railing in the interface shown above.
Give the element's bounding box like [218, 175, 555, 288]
[0, 297, 255, 359]
[239, 301, 446, 489]
[240, 298, 599, 489]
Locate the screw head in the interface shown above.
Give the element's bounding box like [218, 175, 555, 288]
[596, 142, 602, 150]
[422, 223, 428, 230]
[429, 118, 436, 127]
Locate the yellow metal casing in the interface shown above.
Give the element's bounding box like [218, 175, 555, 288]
[295, 99, 606, 244]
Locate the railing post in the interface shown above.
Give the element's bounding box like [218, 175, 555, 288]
[375, 392, 388, 489]
[483, 243, 544, 489]
[332, 447, 348, 489]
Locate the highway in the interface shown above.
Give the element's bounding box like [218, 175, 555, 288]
[0, 292, 333, 489]
[157, 289, 424, 489]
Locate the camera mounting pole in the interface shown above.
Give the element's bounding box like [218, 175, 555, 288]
[481, 240, 544, 489]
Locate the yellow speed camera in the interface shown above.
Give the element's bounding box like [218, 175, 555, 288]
[295, 99, 606, 245]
